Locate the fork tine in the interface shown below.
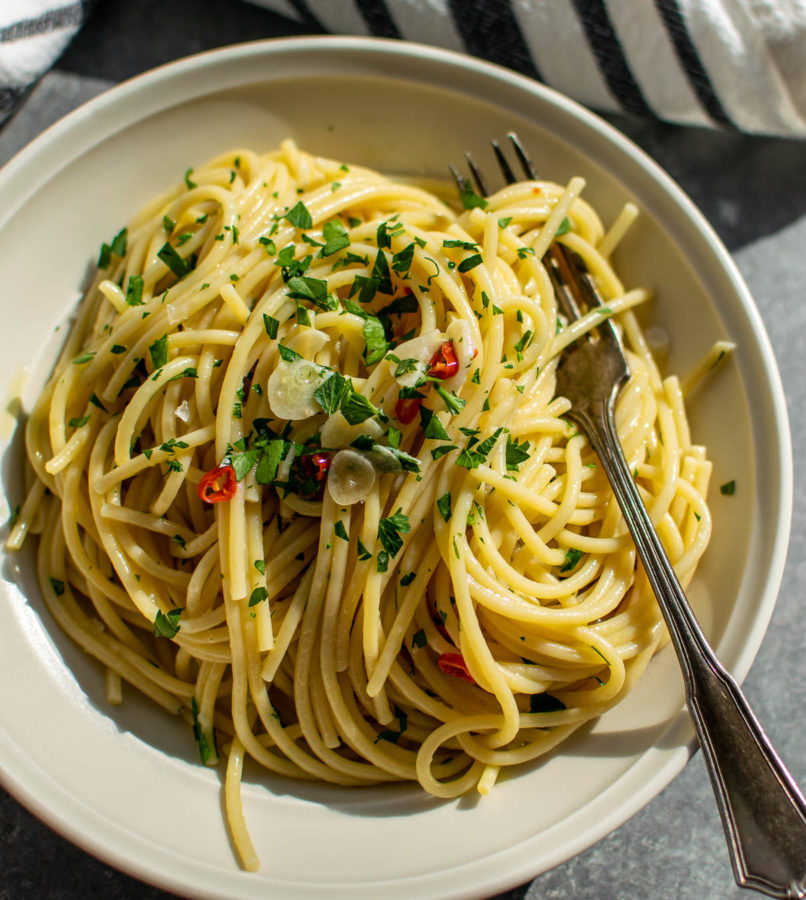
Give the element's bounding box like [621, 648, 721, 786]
[464, 152, 489, 197]
[491, 140, 516, 185]
[508, 131, 539, 180]
[449, 163, 466, 194]
[545, 248, 585, 323]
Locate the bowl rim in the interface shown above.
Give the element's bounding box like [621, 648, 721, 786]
[0, 34, 793, 900]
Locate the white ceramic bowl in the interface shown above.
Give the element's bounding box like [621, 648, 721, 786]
[0, 37, 791, 900]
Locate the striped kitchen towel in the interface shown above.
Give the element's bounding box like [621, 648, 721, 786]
[0, 0, 93, 126]
[251, 0, 806, 137]
[2, 0, 804, 136]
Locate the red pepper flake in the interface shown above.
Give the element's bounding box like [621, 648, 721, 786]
[532, 187, 542, 195]
[395, 396, 423, 424]
[438, 652, 475, 684]
[197, 464, 237, 503]
[428, 341, 459, 380]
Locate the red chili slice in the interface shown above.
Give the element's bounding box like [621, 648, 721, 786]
[428, 341, 459, 380]
[438, 652, 475, 684]
[395, 396, 423, 424]
[197, 464, 237, 504]
[303, 451, 332, 482]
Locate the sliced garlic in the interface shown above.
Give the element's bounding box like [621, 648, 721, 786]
[327, 449, 376, 506]
[286, 326, 329, 358]
[390, 328, 445, 388]
[267, 357, 330, 421]
[175, 399, 190, 423]
[320, 411, 384, 449]
[441, 318, 477, 393]
[275, 442, 296, 484]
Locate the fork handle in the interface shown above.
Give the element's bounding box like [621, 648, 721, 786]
[579, 398, 806, 899]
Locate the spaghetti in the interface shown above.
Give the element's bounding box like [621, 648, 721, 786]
[8, 141, 714, 869]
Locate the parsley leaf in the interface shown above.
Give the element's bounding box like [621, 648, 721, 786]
[555, 216, 571, 237]
[125, 275, 143, 306]
[419, 406, 451, 441]
[277, 344, 300, 362]
[505, 435, 531, 471]
[284, 201, 313, 230]
[154, 608, 181, 639]
[457, 253, 483, 273]
[431, 444, 457, 460]
[560, 548, 584, 572]
[371, 248, 394, 295]
[157, 242, 194, 279]
[377, 509, 411, 558]
[255, 439, 286, 484]
[248, 587, 269, 606]
[459, 185, 488, 210]
[436, 491, 452, 522]
[435, 386, 466, 415]
[363, 317, 388, 366]
[231, 449, 261, 481]
[313, 372, 350, 414]
[263, 314, 279, 339]
[530, 693, 567, 713]
[149, 335, 168, 370]
[349, 275, 380, 304]
[456, 427, 503, 469]
[321, 219, 350, 256]
[341, 390, 379, 425]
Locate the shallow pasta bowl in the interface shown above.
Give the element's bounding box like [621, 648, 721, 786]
[0, 36, 791, 900]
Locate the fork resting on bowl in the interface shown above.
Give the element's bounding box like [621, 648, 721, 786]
[451, 134, 806, 900]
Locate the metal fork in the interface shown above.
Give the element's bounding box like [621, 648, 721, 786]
[453, 133, 806, 900]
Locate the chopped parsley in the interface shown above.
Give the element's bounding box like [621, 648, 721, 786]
[459, 184, 488, 210]
[320, 219, 350, 256]
[157, 242, 194, 279]
[153, 608, 181, 638]
[720, 480, 736, 495]
[456, 427, 503, 469]
[419, 407, 451, 441]
[363, 316, 388, 366]
[505, 435, 531, 472]
[284, 201, 313, 230]
[436, 491, 452, 522]
[125, 275, 143, 306]
[149, 335, 169, 370]
[248, 587, 269, 606]
[377, 509, 411, 558]
[457, 253, 483, 273]
[555, 216, 571, 237]
[529, 693, 567, 713]
[560, 548, 584, 573]
[435, 386, 466, 415]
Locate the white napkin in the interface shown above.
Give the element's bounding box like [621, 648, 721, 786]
[252, 0, 806, 137]
[2, 0, 805, 136]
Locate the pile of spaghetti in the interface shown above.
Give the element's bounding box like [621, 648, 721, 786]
[9, 141, 714, 869]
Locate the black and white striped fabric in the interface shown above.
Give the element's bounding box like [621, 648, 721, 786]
[2, 0, 805, 137]
[0, 0, 92, 125]
[252, 0, 806, 136]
